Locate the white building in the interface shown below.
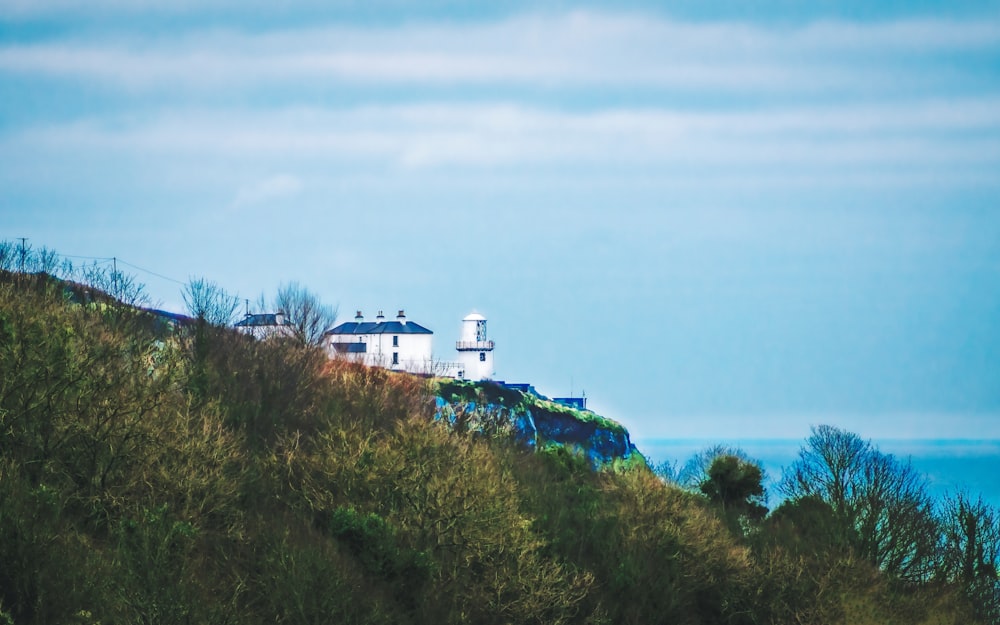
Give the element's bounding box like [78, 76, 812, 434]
[455, 312, 495, 381]
[325, 310, 434, 374]
[324, 308, 496, 380]
[234, 311, 296, 340]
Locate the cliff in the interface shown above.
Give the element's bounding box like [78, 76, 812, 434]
[432, 378, 643, 468]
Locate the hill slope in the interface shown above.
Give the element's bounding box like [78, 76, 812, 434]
[0, 273, 989, 625]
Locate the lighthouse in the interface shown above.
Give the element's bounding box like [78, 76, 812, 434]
[455, 312, 494, 380]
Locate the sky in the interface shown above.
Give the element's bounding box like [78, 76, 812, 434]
[2, 0, 999, 444]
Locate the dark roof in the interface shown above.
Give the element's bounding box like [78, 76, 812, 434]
[234, 313, 292, 328]
[326, 320, 432, 335]
[143, 308, 194, 325]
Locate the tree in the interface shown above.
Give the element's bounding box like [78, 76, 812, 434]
[182, 277, 239, 326]
[779, 425, 868, 520]
[779, 425, 939, 583]
[678, 444, 759, 490]
[700, 454, 768, 535]
[652, 458, 680, 484]
[938, 492, 1000, 623]
[80, 260, 149, 308]
[0, 240, 14, 272]
[29, 246, 60, 275]
[766, 494, 855, 557]
[269, 281, 337, 346]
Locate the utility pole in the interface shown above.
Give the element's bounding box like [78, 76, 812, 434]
[18, 237, 26, 273]
[112, 257, 118, 296]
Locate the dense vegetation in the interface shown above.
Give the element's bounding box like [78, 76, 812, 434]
[1, 267, 998, 624]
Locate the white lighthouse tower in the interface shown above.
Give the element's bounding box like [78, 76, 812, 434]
[456, 312, 494, 380]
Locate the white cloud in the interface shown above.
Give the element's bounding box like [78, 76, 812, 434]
[231, 173, 303, 209]
[0, 0, 250, 17]
[1, 13, 996, 94]
[3, 9, 997, 189]
[0, 115, 994, 220]
[10, 99, 1000, 179]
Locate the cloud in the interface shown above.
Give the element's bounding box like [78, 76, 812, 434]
[9, 99, 1000, 182]
[230, 173, 303, 209]
[1, 13, 997, 95]
[2, 11, 997, 190]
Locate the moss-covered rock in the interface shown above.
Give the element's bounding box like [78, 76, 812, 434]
[431, 378, 642, 468]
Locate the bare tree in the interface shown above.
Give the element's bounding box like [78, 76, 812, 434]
[182, 277, 240, 326]
[81, 260, 150, 308]
[3, 240, 56, 274]
[652, 459, 680, 484]
[0, 239, 14, 272]
[938, 492, 1000, 622]
[780, 425, 939, 582]
[31, 246, 60, 275]
[855, 451, 939, 582]
[779, 425, 869, 519]
[271, 281, 338, 346]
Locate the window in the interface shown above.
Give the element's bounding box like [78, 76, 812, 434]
[392, 335, 399, 347]
[392, 352, 399, 365]
[479, 352, 486, 362]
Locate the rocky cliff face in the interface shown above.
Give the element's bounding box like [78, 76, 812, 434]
[433, 379, 642, 468]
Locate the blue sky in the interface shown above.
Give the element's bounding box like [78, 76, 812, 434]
[2, 1, 999, 442]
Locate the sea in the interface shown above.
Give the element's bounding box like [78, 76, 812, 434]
[634, 438, 1000, 510]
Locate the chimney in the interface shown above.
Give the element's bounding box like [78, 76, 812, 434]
[397, 309, 406, 324]
[376, 310, 385, 323]
[355, 310, 364, 322]
[275, 311, 286, 326]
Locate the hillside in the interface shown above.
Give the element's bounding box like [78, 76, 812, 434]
[0, 272, 996, 625]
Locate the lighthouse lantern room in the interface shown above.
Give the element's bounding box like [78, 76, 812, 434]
[455, 312, 495, 380]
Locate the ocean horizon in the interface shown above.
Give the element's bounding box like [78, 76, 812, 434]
[634, 437, 1000, 509]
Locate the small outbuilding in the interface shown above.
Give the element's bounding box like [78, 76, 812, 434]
[234, 311, 295, 340]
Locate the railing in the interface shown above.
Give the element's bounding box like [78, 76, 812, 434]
[455, 340, 494, 351]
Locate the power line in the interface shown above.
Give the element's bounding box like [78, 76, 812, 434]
[115, 258, 186, 286]
[61, 253, 114, 262]
[4, 238, 186, 288]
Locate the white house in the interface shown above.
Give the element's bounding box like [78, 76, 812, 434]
[234, 311, 296, 340]
[324, 308, 496, 380]
[455, 312, 495, 381]
[325, 310, 434, 374]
